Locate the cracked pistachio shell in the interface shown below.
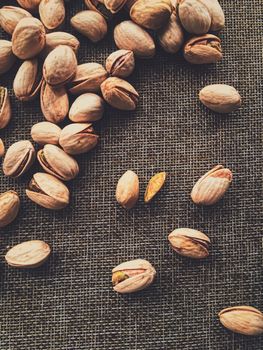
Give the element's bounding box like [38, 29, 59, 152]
[71, 10, 107, 43]
[31, 122, 61, 145]
[37, 144, 79, 181]
[158, 13, 184, 54]
[114, 20, 155, 59]
[26, 172, 69, 209]
[168, 228, 210, 259]
[219, 306, 263, 336]
[101, 77, 139, 111]
[112, 259, 156, 293]
[115, 170, 139, 209]
[0, 40, 16, 75]
[84, 0, 113, 20]
[39, 0, 65, 31]
[0, 190, 20, 228]
[106, 50, 135, 78]
[104, 0, 127, 13]
[13, 58, 43, 101]
[0, 6, 32, 35]
[69, 93, 104, 123]
[5, 240, 51, 268]
[199, 84, 241, 113]
[178, 0, 211, 34]
[199, 0, 225, 31]
[40, 80, 69, 123]
[59, 123, 99, 155]
[43, 45, 77, 86]
[0, 138, 5, 157]
[130, 0, 172, 30]
[191, 165, 232, 205]
[184, 34, 222, 64]
[3, 140, 36, 178]
[42, 32, 80, 57]
[0, 86, 11, 129]
[67, 63, 108, 95]
[12, 18, 46, 59]
[17, 0, 41, 12]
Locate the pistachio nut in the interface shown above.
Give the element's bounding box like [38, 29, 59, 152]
[0, 6, 32, 35]
[158, 13, 184, 54]
[69, 93, 104, 123]
[12, 17, 46, 59]
[219, 306, 263, 336]
[130, 0, 172, 30]
[0, 190, 20, 228]
[31, 122, 61, 145]
[17, 0, 41, 12]
[59, 123, 99, 155]
[191, 165, 232, 205]
[178, 0, 211, 34]
[104, 0, 127, 13]
[68, 63, 108, 95]
[106, 50, 135, 78]
[0, 40, 16, 75]
[42, 31, 80, 57]
[116, 170, 139, 209]
[144, 172, 166, 203]
[13, 58, 43, 101]
[26, 172, 70, 209]
[199, 84, 241, 113]
[71, 10, 107, 43]
[112, 259, 156, 293]
[199, 0, 225, 31]
[168, 228, 210, 259]
[5, 240, 51, 268]
[84, 0, 113, 20]
[0, 138, 5, 157]
[184, 34, 222, 64]
[40, 80, 69, 123]
[114, 20, 155, 59]
[43, 45, 77, 86]
[0, 86, 12, 129]
[37, 144, 79, 181]
[39, 0, 65, 31]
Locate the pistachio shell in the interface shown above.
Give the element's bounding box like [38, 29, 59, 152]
[0, 138, 5, 157]
[84, 0, 113, 20]
[39, 0, 65, 31]
[104, 0, 127, 13]
[158, 13, 184, 54]
[17, 0, 41, 12]
[42, 31, 80, 57]
[178, 0, 211, 34]
[0, 86, 12, 129]
[105, 50, 135, 78]
[199, 0, 225, 31]
[0, 190, 20, 228]
[0, 40, 16, 75]
[115, 170, 139, 209]
[69, 93, 104, 122]
[0, 6, 32, 35]
[31, 121, 61, 145]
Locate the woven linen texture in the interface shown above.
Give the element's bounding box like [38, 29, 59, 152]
[0, 0, 262, 349]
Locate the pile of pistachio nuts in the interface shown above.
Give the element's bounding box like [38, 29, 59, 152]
[0, 0, 262, 338]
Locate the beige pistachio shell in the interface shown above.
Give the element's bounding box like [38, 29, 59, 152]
[219, 306, 263, 336]
[191, 165, 233, 205]
[106, 50, 135, 78]
[116, 170, 139, 209]
[39, 0, 65, 31]
[0, 40, 16, 75]
[0, 138, 5, 157]
[3, 140, 36, 178]
[158, 13, 184, 54]
[0, 6, 32, 35]
[26, 172, 69, 209]
[5, 240, 51, 268]
[199, 0, 225, 31]
[42, 31, 80, 57]
[104, 0, 127, 13]
[17, 0, 41, 12]
[0, 86, 12, 129]
[84, 0, 113, 20]
[31, 121, 61, 145]
[178, 0, 211, 34]
[37, 144, 79, 181]
[69, 93, 104, 122]
[0, 190, 20, 228]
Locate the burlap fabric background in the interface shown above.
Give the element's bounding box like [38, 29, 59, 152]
[0, 1, 262, 349]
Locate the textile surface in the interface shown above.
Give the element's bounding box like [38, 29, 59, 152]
[0, 1, 262, 349]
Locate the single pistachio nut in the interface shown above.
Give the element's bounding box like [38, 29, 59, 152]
[84, 0, 113, 20]
[43, 45, 77, 86]
[67, 63, 108, 95]
[178, 0, 211, 34]
[106, 50, 135, 78]
[101, 77, 139, 111]
[112, 259, 156, 293]
[0, 40, 16, 75]
[191, 165, 232, 205]
[71, 10, 107, 43]
[199, 0, 225, 31]
[168, 228, 210, 259]
[42, 32, 80, 57]
[40, 80, 69, 123]
[26, 172, 70, 209]
[144, 172, 166, 203]
[0, 6, 32, 35]
[0, 138, 5, 157]
[39, 0, 65, 31]
[104, 0, 127, 13]
[199, 84, 241, 113]
[130, 0, 172, 30]
[5, 240, 51, 268]
[59, 123, 99, 155]
[116, 170, 139, 209]
[0, 86, 12, 129]
[17, 0, 41, 12]
[219, 306, 263, 336]
[69, 93, 104, 123]
[184, 34, 222, 64]
[114, 20, 155, 59]
[158, 13, 184, 54]
[12, 17, 46, 59]
[13, 58, 43, 101]
[0, 190, 20, 228]
[31, 122, 61, 145]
